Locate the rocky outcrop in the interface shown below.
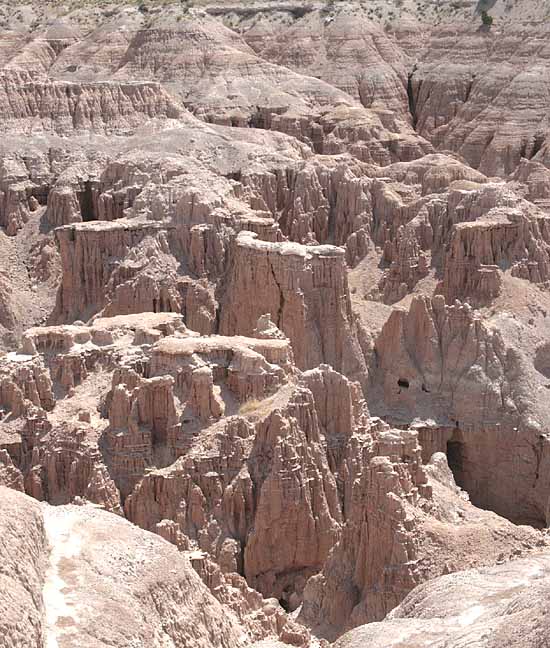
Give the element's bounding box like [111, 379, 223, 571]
[219, 232, 367, 383]
[300, 443, 547, 640]
[0, 486, 267, 648]
[102, 330, 293, 497]
[53, 220, 174, 322]
[378, 225, 430, 302]
[0, 314, 186, 510]
[150, 333, 294, 401]
[0, 352, 54, 418]
[406, 23, 550, 177]
[239, 158, 373, 252]
[335, 551, 550, 648]
[0, 147, 92, 239]
[347, 176, 550, 306]
[373, 295, 507, 425]
[188, 551, 310, 647]
[509, 158, 550, 208]
[372, 295, 550, 525]
[119, 365, 361, 612]
[300, 421, 431, 639]
[5, 295, 547, 646]
[104, 371, 178, 497]
[0, 180, 41, 236]
[0, 70, 184, 135]
[24, 421, 121, 512]
[124, 376, 342, 606]
[442, 200, 550, 304]
[0, 487, 46, 647]
[243, 386, 342, 601]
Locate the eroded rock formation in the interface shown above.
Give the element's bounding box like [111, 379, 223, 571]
[2, 2, 550, 647]
[335, 550, 550, 648]
[0, 485, 268, 648]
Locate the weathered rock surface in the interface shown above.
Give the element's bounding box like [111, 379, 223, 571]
[335, 550, 550, 648]
[372, 294, 550, 526]
[405, 22, 550, 178]
[299, 440, 545, 640]
[0, 70, 185, 135]
[3, 3, 550, 647]
[0, 486, 45, 647]
[0, 485, 262, 648]
[220, 231, 367, 381]
[123, 368, 343, 606]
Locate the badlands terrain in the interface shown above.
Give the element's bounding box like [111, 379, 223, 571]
[3, 0, 550, 646]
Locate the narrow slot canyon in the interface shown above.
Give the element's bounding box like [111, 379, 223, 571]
[78, 181, 96, 222]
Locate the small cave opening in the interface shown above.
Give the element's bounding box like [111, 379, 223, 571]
[279, 597, 290, 612]
[225, 170, 242, 182]
[30, 186, 50, 206]
[78, 181, 96, 222]
[531, 135, 545, 159]
[446, 439, 466, 490]
[397, 378, 410, 389]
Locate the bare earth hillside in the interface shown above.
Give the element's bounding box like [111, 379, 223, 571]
[2, 2, 550, 647]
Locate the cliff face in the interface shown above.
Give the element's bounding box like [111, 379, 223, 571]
[300, 441, 547, 640]
[219, 232, 367, 382]
[0, 70, 184, 135]
[124, 380, 343, 605]
[372, 295, 550, 526]
[299, 421, 431, 638]
[53, 220, 176, 322]
[405, 23, 550, 177]
[441, 191, 550, 304]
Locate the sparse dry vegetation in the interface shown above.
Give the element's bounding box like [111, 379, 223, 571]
[238, 395, 278, 418]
